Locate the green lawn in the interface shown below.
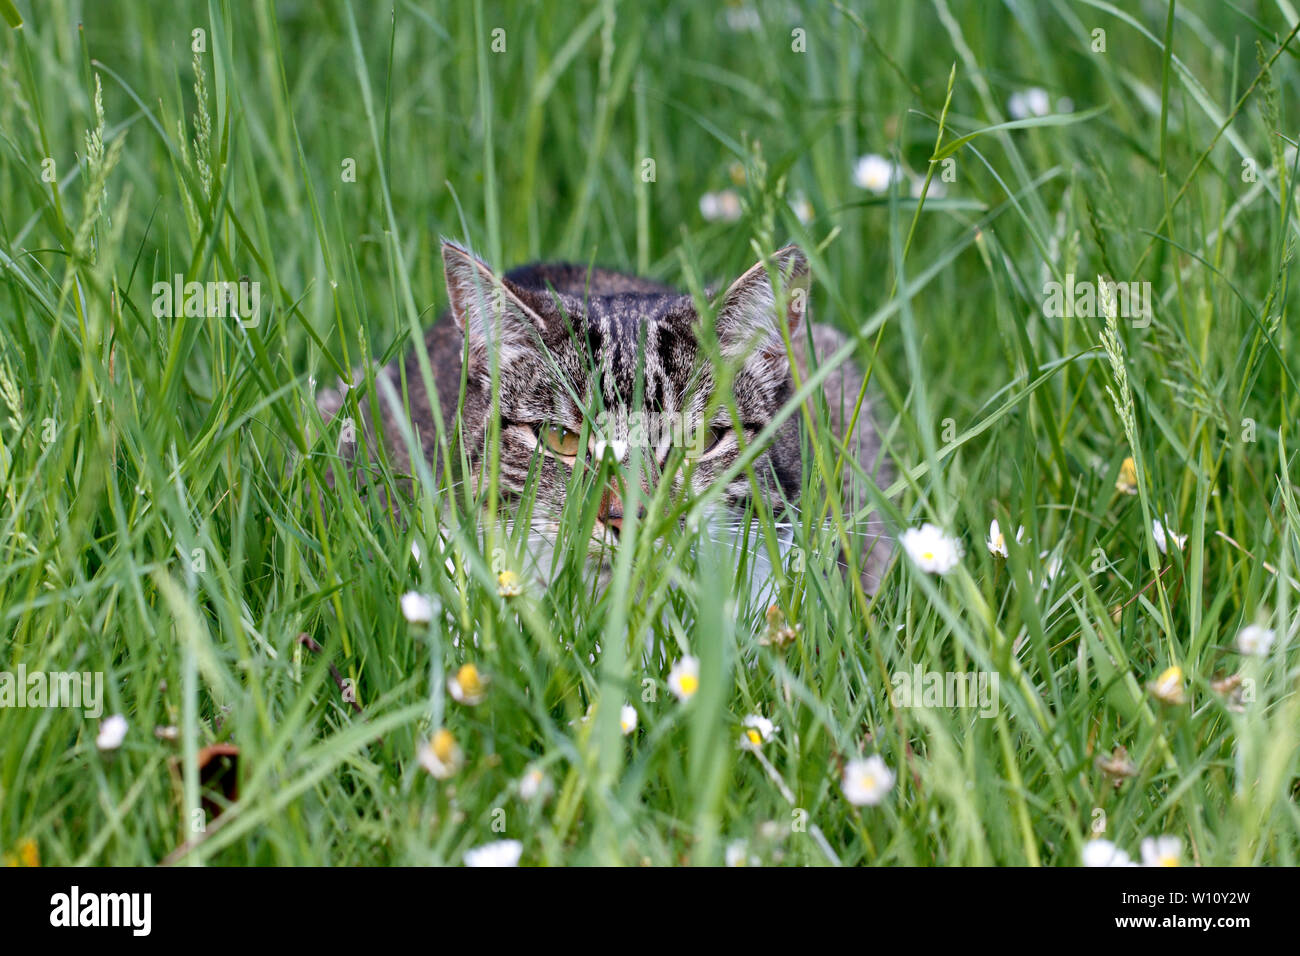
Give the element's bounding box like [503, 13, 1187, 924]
[1, 0, 1298, 866]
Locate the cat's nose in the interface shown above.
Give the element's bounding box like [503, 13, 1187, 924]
[597, 488, 623, 535]
[597, 487, 648, 538]
[601, 506, 648, 537]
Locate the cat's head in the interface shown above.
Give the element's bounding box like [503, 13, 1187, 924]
[442, 239, 807, 554]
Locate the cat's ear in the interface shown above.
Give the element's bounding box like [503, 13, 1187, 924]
[442, 239, 554, 363]
[715, 245, 809, 373]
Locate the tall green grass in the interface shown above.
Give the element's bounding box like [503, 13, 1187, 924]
[1, 0, 1298, 865]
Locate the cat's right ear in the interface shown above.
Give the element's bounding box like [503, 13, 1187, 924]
[442, 239, 551, 364]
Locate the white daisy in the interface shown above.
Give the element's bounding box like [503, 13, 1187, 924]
[1149, 665, 1186, 706]
[496, 569, 523, 597]
[900, 523, 962, 574]
[518, 766, 552, 802]
[417, 728, 462, 779]
[1140, 834, 1182, 867]
[447, 663, 489, 705]
[911, 175, 946, 200]
[1082, 838, 1133, 867]
[986, 518, 1024, 558]
[853, 153, 896, 194]
[841, 755, 896, 806]
[1152, 516, 1186, 555]
[667, 655, 701, 701]
[1008, 87, 1051, 120]
[739, 714, 777, 751]
[789, 192, 814, 224]
[400, 591, 436, 624]
[724, 5, 760, 32]
[699, 189, 742, 222]
[1039, 550, 1063, 590]
[96, 714, 128, 751]
[1236, 624, 1275, 657]
[725, 839, 759, 867]
[464, 839, 523, 868]
[619, 703, 638, 735]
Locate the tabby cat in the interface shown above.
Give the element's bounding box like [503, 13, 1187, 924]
[317, 240, 891, 591]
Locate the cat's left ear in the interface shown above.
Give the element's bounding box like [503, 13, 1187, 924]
[441, 239, 557, 364]
[714, 245, 809, 372]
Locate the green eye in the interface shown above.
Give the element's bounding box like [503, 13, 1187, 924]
[539, 423, 582, 457]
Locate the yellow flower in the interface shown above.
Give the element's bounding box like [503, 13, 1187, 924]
[668, 656, 700, 701]
[497, 569, 522, 598]
[2, 839, 38, 867]
[619, 704, 638, 735]
[1116, 457, 1138, 495]
[739, 715, 777, 751]
[418, 728, 463, 779]
[1150, 665, 1186, 705]
[1140, 835, 1182, 867]
[448, 663, 489, 705]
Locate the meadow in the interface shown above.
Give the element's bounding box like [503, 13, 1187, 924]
[1, 0, 1298, 866]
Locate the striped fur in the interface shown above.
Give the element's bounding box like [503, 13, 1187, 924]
[317, 240, 892, 591]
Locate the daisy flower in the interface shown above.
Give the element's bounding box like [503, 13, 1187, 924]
[400, 591, 436, 624]
[1152, 516, 1186, 556]
[96, 714, 128, 751]
[1236, 624, 1275, 657]
[1082, 838, 1133, 867]
[1008, 87, 1051, 120]
[1115, 456, 1138, 495]
[668, 655, 701, 702]
[789, 192, 814, 224]
[448, 663, 489, 705]
[986, 518, 1024, 558]
[619, 703, 638, 736]
[724, 5, 760, 32]
[1140, 835, 1182, 867]
[1149, 665, 1186, 706]
[699, 190, 742, 222]
[853, 153, 896, 194]
[841, 755, 895, 807]
[518, 766, 552, 803]
[1038, 551, 1063, 590]
[725, 839, 759, 867]
[464, 839, 523, 868]
[739, 714, 777, 751]
[911, 175, 947, 200]
[417, 728, 462, 779]
[497, 569, 523, 597]
[900, 523, 962, 574]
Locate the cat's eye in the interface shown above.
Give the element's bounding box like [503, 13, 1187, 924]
[703, 424, 734, 452]
[538, 423, 582, 457]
